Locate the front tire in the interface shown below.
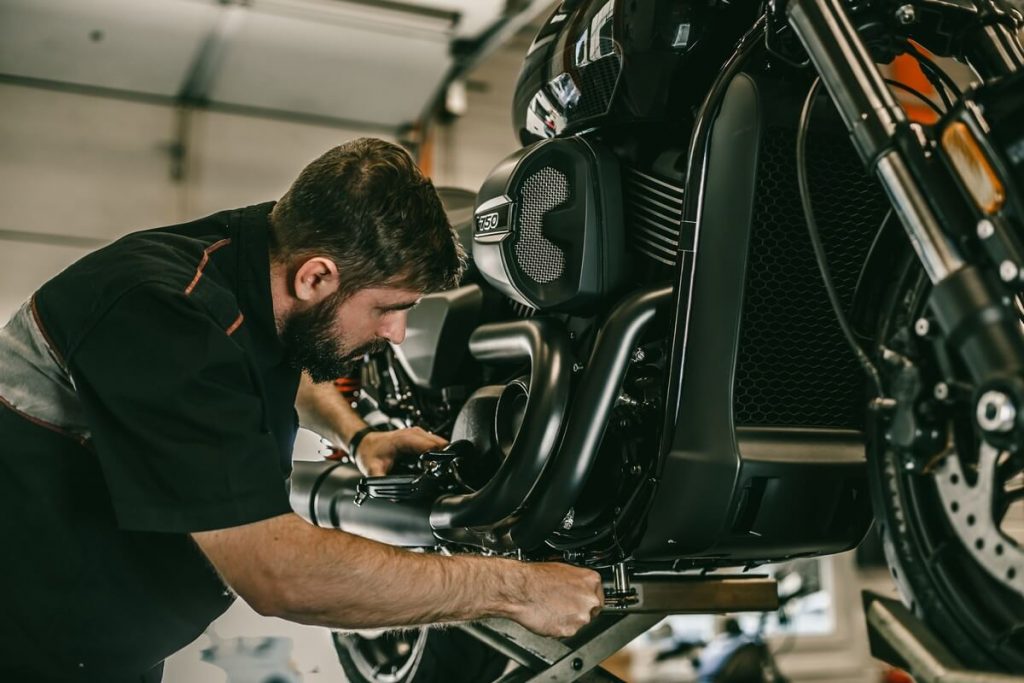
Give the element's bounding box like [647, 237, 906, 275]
[332, 627, 508, 683]
[869, 259, 1024, 671]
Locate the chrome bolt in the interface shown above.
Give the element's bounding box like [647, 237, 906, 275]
[977, 390, 1017, 432]
[613, 562, 630, 594]
[895, 4, 916, 24]
[616, 393, 639, 409]
[630, 347, 646, 363]
[871, 397, 898, 411]
[561, 507, 575, 530]
[914, 317, 931, 337]
[934, 382, 950, 400]
[1000, 260, 1019, 282]
[977, 219, 995, 239]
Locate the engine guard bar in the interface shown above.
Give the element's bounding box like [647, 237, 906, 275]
[507, 286, 672, 550]
[430, 317, 573, 534]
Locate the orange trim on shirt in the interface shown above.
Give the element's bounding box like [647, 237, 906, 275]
[184, 238, 232, 295]
[226, 312, 244, 336]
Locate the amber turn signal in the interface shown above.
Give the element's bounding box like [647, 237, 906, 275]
[942, 120, 1006, 215]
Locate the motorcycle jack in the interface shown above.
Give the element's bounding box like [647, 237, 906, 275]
[863, 592, 1024, 683]
[459, 567, 780, 683]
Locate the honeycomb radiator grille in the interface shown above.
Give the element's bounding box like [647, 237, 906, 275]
[732, 125, 889, 429]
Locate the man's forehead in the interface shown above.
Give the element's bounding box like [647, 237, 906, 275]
[358, 285, 422, 306]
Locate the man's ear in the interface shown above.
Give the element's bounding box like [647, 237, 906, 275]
[293, 256, 340, 303]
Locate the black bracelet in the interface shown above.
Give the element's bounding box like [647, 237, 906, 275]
[347, 425, 376, 458]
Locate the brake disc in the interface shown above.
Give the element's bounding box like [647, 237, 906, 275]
[933, 441, 1024, 597]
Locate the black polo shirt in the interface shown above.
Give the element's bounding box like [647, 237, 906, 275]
[0, 203, 299, 681]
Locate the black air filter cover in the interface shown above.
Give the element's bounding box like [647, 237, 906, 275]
[473, 136, 627, 312]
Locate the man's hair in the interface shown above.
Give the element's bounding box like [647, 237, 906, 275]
[269, 138, 465, 297]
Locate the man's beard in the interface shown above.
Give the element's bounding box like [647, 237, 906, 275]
[281, 296, 388, 383]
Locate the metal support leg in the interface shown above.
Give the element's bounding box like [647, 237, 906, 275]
[458, 575, 779, 683]
[863, 592, 1024, 682]
[523, 613, 664, 683]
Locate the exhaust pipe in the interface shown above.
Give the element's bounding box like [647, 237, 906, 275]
[508, 286, 672, 549]
[289, 289, 667, 552]
[289, 460, 437, 547]
[430, 317, 572, 535]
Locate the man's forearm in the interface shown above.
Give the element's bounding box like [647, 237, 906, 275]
[294, 371, 367, 448]
[194, 513, 524, 629]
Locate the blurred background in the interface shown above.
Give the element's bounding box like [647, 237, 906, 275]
[1, 1, 1018, 682]
[0, 0, 549, 322]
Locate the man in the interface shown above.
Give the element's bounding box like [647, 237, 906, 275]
[0, 138, 604, 681]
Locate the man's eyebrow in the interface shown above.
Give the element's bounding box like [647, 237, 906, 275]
[379, 300, 420, 312]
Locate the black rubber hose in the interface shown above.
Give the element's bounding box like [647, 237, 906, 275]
[797, 78, 885, 398]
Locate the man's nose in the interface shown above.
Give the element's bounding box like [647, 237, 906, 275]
[380, 312, 407, 345]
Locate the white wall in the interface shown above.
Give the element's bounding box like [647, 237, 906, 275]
[429, 29, 531, 191]
[0, 82, 401, 320]
[0, 58, 528, 322]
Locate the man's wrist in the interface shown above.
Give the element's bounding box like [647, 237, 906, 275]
[482, 557, 528, 621]
[346, 424, 376, 457]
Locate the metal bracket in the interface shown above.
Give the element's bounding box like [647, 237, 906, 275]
[863, 591, 1024, 682]
[459, 575, 779, 683]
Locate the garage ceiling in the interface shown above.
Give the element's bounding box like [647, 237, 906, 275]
[0, 0, 550, 132]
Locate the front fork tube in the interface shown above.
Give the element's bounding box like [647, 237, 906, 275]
[787, 0, 1024, 435]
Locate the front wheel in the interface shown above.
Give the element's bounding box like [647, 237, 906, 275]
[869, 258, 1024, 671]
[332, 627, 508, 683]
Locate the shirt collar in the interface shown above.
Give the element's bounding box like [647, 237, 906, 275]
[233, 202, 286, 366]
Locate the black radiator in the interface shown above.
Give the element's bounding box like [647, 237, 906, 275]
[733, 122, 890, 429]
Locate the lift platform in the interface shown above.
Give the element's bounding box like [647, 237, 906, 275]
[458, 573, 780, 683]
[863, 592, 1024, 683]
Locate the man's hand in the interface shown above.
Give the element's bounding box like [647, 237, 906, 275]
[294, 373, 447, 475]
[507, 562, 605, 638]
[355, 427, 448, 476]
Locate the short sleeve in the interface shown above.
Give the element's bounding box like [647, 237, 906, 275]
[68, 283, 292, 533]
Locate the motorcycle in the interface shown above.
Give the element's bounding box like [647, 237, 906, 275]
[291, 0, 1024, 679]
